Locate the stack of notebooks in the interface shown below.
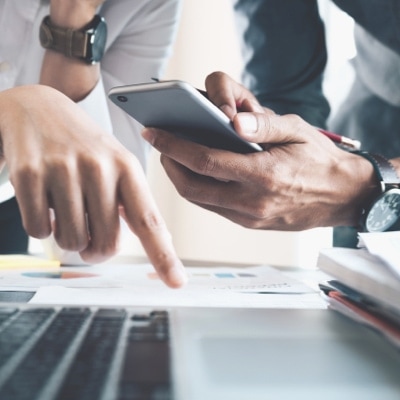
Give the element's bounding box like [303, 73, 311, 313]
[317, 231, 400, 349]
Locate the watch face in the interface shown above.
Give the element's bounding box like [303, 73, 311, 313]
[365, 188, 400, 232]
[86, 16, 107, 64]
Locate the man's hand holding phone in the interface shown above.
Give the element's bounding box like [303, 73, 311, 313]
[140, 72, 373, 232]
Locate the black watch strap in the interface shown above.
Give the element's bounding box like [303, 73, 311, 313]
[354, 151, 400, 192]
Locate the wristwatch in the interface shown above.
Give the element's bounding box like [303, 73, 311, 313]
[39, 14, 107, 64]
[355, 151, 400, 232]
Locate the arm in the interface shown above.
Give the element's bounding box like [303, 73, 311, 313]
[40, 0, 183, 163]
[39, 0, 104, 102]
[37, 1, 183, 265]
[0, 85, 186, 288]
[141, 73, 394, 231]
[232, 0, 330, 127]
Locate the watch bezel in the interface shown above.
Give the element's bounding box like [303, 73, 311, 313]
[364, 187, 400, 232]
[82, 15, 107, 64]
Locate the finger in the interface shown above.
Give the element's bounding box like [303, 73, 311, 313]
[233, 112, 310, 145]
[79, 162, 121, 263]
[11, 166, 52, 239]
[205, 72, 260, 119]
[160, 155, 265, 216]
[47, 162, 89, 252]
[143, 128, 257, 183]
[118, 161, 187, 288]
[241, 98, 272, 114]
[190, 200, 268, 230]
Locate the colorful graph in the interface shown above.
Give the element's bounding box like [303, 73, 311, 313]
[22, 271, 98, 279]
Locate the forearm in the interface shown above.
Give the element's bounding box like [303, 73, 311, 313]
[39, 0, 102, 102]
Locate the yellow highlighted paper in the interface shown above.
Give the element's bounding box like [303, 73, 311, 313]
[0, 255, 60, 270]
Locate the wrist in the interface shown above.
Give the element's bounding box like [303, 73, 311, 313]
[334, 152, 381, 228]
[356, 153, 400, 232]
[49, 1, 99, 29]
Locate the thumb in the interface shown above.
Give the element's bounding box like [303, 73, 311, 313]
[233, 112, 272, 143]
[233, 112, 306, 145]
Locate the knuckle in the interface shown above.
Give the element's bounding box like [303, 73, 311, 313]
[176, 182, 197, 201]
[193, 151, 217, 175]
[24, 221, 51, 240]
[251, 201, 270, 220]
[9, 163, 41, 189]
[54, 231, 88, 252]
[151, 131, 170, 153]
[49, 156, 75, 175]
[284, 114, 304, 132]
[80, 240, 119, 264]
[257, 113, 272, 136]
[136, 211, 166, 234]
[151, 250, 175, 271]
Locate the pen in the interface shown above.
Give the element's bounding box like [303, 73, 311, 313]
[317, 128, 361, 150]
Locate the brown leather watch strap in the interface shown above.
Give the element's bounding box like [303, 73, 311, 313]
[39, 16, 90, 59]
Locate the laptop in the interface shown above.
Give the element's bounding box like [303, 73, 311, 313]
[0, 303, 399, 400]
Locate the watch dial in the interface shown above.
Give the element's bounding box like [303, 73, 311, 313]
[365, 189, 400, 232]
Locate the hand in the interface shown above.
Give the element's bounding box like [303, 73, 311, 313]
[0, 85, 186, 288]
[142, 73, 379, 231]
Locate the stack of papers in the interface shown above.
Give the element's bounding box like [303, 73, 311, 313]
[317, 231, 400, 348]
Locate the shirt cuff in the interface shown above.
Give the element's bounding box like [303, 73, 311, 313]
[77, 77, 113, 136]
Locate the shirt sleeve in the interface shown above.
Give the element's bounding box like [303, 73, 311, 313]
[231, 0, 330, 127]
[98, 0, 183, 167]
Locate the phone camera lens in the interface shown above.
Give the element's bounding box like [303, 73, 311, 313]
[117, 95, 128, 103]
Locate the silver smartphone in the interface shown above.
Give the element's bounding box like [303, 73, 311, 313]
[108, 80, 262, 154]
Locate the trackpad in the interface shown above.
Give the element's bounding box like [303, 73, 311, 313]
[196, 336, 400, 399]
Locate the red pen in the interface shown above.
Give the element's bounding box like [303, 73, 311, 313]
[317, 128, 361, 150]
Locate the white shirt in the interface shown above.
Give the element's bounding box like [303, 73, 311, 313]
[0, 0, 182, 202]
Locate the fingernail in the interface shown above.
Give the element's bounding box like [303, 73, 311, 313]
[141, 128, 155, 145]
[237, 113, 258, 134]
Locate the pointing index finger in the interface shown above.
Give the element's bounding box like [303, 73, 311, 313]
[119, 167, 187, 288]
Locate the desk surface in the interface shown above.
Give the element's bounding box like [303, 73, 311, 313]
[0, 256, 399, 399]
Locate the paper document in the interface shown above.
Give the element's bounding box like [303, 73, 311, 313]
[358, 231, 400, 278]
[28, 263, 326, 309]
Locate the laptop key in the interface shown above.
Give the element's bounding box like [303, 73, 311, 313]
[0, 307, 18, 327]
[0, 307, 89, 400]
[0, 308, 54, 365]
[55, 308, 126, 400]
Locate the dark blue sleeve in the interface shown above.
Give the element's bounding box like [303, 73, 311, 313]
[232, 0, 330, 127]
[333, 0, 400, 56]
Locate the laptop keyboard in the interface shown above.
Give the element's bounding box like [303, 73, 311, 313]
[0, 306, 172, 400]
